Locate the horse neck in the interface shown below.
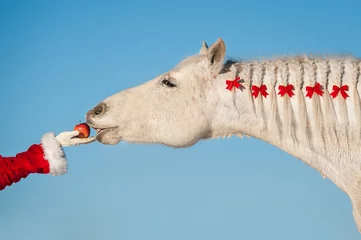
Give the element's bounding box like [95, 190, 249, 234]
[213, 57, 361, 192]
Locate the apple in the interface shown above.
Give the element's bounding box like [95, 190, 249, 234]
[74, 122, 90, 138]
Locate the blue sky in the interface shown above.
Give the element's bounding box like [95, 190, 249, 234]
[1, 0, 361, 239]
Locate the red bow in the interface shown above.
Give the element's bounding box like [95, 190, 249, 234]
[330, 85, 349, 99]
[252, 84, 268, 98]
[226, 77, 242, 91]
[278, 84, 295, 97]
[306, 83, 323, 98]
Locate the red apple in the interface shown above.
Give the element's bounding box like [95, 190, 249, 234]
[74, 122, 90, 138]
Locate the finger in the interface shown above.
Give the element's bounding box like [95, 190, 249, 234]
[76, 137, 96, 144]
[68, 130, 80, 138]
[58, 131, 80, 139]
[70, 136, 96, 145]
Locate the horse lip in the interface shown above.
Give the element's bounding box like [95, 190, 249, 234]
[87, 122, 110, 131]
[94, 126, 117, 135]
[86, 121, 97, 129]
[96, 128, 105, 134]
[94, 127, 122, 145]
[87, 122, 116, 134]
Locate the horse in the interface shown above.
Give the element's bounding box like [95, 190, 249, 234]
[86, 38, 361, 232]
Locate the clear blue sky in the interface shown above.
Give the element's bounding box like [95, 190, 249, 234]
[1, 0, 361, 239]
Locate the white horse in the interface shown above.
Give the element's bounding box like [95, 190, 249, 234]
[86, 38, 361, 232]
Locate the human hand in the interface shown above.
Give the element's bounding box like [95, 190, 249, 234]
[55, 131, 96, 147]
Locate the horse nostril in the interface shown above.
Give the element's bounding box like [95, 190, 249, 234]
[93, 103, 106, 115]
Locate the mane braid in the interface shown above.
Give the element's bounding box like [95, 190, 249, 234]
[307, 60, 326, 150]
[252, 61, 267, 131]
[329, 59, 350, 151]
[290, 60, 305, 147]
[277, 60, 297, 146]
[265, 61, 282, 140]
[315, 60, 339, 149]
[240, 62, 256, 115]
[344, 60, 358, 145]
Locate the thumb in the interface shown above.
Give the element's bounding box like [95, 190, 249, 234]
[67, 130, 80, 138]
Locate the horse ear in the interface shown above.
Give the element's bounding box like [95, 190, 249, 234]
[199, 41, 208, 55]
[207, 38, 226, 68]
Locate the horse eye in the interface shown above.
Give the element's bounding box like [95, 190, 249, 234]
[162, 79, 176, 88]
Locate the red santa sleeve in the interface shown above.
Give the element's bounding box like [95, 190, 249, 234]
[0, 132, 67, 191]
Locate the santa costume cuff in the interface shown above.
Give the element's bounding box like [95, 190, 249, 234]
[41, 132, 68, 176]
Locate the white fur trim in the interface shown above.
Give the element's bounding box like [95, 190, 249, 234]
[41, 132, 68, 176]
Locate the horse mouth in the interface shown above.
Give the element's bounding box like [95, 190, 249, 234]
[86, 121, 121, 144]
[87, 121, 113, 134]
[93, 127, 116, 136]
[87, 121, 117, 136]
[94, 128, 106, 134]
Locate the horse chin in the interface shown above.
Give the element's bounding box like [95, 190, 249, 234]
[95, 127, 122, 145]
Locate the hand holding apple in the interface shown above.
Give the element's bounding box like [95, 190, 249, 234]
[55, 126, 95, 147]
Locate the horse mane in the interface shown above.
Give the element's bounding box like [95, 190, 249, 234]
[220, 54, 361, 152]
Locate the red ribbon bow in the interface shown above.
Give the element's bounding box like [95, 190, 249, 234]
[278, 84, 295, 97]
[252, 84, 269, 98]
[226, 77, 242, 91]
[306, 83, 323, 98]
[330, 84, 349, 99]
